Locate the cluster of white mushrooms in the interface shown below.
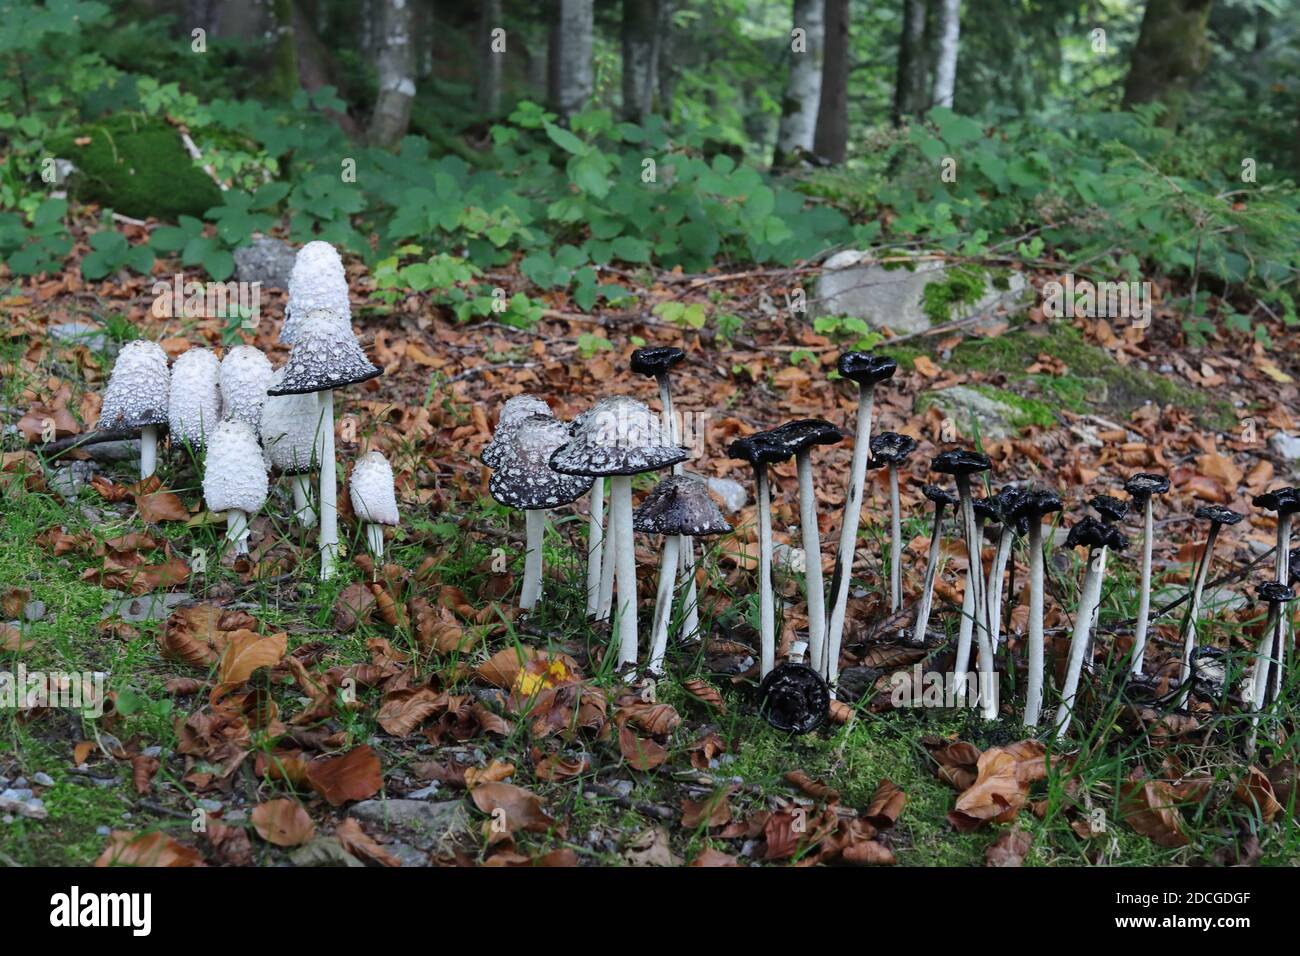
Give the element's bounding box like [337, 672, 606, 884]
[92, 242, 398, 579]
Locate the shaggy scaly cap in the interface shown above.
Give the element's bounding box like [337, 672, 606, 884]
[482, 394, 552, 469]
[202, 419, 269, 514]
[550, 396, 688, 477]
[98, 339, 170, 431]
[266, 308, 380, 396]
[489, 414, 592, 510]
[261, 368, 325, 476]
[283, 241, 350, 344]
[168, 347, 222, 448]
[219, 345, 273, 432]
[349, 451, 399, 526]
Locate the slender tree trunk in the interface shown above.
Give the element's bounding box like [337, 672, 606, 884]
[622, 0, 658, 121]
[368, 0, 416, 147]
[548, 0, 594, 121]
[657, 0, 676, 120]
[1122, 0, 1215, 125]
[930, 0, 960, 109]
[270, 0, 299, 100]
[478, 0, 504, 116]
[893, 0, 930, 123]
[813, 0, 848, 162]
[774, 0, 825, 167]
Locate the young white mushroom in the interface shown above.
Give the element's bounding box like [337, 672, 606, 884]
[282, 241, 351, 344]
[167, 347, 222, 452]
[1123, 473, 1170, 676]
[349, 450, 400, 560]
[97, 339, 171, 479]
[489, 414, 592, 611]
[261, 367, 326, 527]
[266, 307, 381, 580]
[202, 419, 269, 555]
[219, 345, 274, 433]
[953, 495, 999, 699]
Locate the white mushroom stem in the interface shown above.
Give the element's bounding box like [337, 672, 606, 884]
[597, 496, 616, 621]
[887, 464, 903, 613]
[365, 523, 386, 561]
[1251, 604, 1281, 711]
[609, 475, 638, 669]
[911, 502, 948, 648]
[140, 425, 158, 479]
[1271, 518, 1292, 702]
[585, 478, 605, 617]
[225, 509, 250, 555]
[1024, 519, 1048, 728]
[796, 451, 829, 676]
[757, 465, 776, 678]
[956, 477, 996, 720]
[291, 474, 317, 528]
[953, 570, 977, 697]
[1253, 518, 1293, 706]
[680, 539, 701, 641]
[987, 524, 1015, 652]
[825, 385, 875, 685]
[1130, 496, 1155, 676]
[1178, 522, 1221, 688]
[318, 390, 338, 581]
[1055, 545, 1108, 740]
[521, 509, 546, 611]
[647, 534, 682, 675]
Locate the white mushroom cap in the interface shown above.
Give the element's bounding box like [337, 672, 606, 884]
[219, 345, 273, 432]
[202, 419, 269, 514]
[283, 241, 350, 344]
[168, 347, 222, 448]
[489, 414, 593, 510]
[261, 368, 325, 475]
[482, 394, 552, 468]
[266, 308, 380, 396]
[98, 339, 170, 431]
[349, 451, 399, 526]
[550, 396, 689, 477]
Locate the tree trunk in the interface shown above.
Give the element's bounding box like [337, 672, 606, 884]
[813, 0, 848, 162]
[657, 0, 676, 120]
[270, 0, 298, 99]
[1122, 0, 1215, 125]
[775, 0, 825, 167]
[368, 0, 416, 147]
[478, 0, 504, 116]
[622, 0, 659, 122]
[931, 0, 960, 109]
[548, 0, 594, 121]
[893, 0, 930, 123]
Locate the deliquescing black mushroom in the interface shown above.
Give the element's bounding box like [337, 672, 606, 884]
[757, 643, 830, 735]
[825, 352, 898, 685]
[867, 431, 919, 617]
[97, 339, 171, 480]
[1014, 489, 1062, 728]
[767, 418, 844, 678]
[633, 475, 730, 675]
[953, 494, 999, 700]
[911, 483, 959, 648]
[1178, 504, 1244, 690]
[1124, 472, 1170, 677]
[986, 486, 1028, 654]
[1253, 488, 1300, 692]
[1250, 581, 1296, 720]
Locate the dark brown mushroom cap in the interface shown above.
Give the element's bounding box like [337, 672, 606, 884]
[931, 450, 991, 477]
[1253, 487, 1300, 516]
[549, 396, 689, 477]
[630, 346, 686, 378]
[1194, 505, 1245, 526]
[867, 431, 918, 469]
[758, 662, 828, 734]
[923, 483, 959, 507]
[729, 433, 793, 469]
[1257, 581, 1296, 604]
[632, 475, 732, 537]
[1015, 489, 1064, 521]
[489, 415, 593, 510]
[266, 311, 381, 396]
[1090, 494, 1129, 523]
[767, 418, 843, 457]
[1124, 472, 1170, 501]
[1066, 516, 1111, 550]
[837, 352, 897, 387]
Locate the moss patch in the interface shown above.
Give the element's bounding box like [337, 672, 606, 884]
[968, 384, 1057, 429]
[921, 263, 987, 324]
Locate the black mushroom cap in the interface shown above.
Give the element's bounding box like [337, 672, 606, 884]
[1090, 494, 1129, 523]
[549, 395, 690, 477]
[767, 418, 844, 457]
[931, 449, 992, 477]
[994, 486, 1029, 528]
[1105, 525, 1130, 552]
[758, 663, 829, 734]
[1014, 489, 1064, 521]
[1066, 515, 1112, 550]
[1253, 487, 1300, 516]
[632, 475, 732, 537]
[973, 496, 1001, 524]
[1290, 547, 1300, 585]
[1124, 472, 1170, 501]
[729, 433, 794, 469]
[629, 346, 686, 378]
[867, 431, 918, 469]
[1194, 504, 1245, 526]
[837, 352, 898, 387]
[1257, 581, 1296, 604]
[488, 415, 594, 510]
[922, 483, 959, 508]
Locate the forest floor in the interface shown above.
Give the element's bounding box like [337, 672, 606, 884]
[3, 221, 1300, 867]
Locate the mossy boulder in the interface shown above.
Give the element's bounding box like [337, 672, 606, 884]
[50, 114, 222, 222]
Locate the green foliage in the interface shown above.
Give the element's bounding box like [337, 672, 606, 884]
[148, 215, 235, 281]
[0, 196, 71, 275]
[80, 226, 153, 280]
[372, 247, 544, 328]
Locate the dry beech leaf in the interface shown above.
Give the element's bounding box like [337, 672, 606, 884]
[464, 760, 515, 790]
[94, 830, 204, 867]
[682, 678, 726, 713]
[471, 782, 554, 840]
[376, 687, 443, 737]
[690, 848, 742, 867]
[618, 724, 668, 771]
[862, 778, 907, 828]
[681, 792, 732, 829]
[1121, 778, 1190, 848]
[985, 828, 1034, 866]
[334, 818, 402, 867]
[251, 799, 315, 847]
[305, 746, 383, 807]
[217, 630, 287, 685]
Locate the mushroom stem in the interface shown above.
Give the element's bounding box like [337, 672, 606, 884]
[609, 475, 638, 669]
[757, 464, 776, 679]
[987, 524, 1015, 652]
[291, 474, 317, 528]
[796, 451, 829, 676]
[225, 509, 250, 555]
[585, 478, 604, 617]
[1055, 545, 1108, 740]
[1178, 522, 1221, 688]
[1272, 519, 1292, 702]
[597, 498, 616, 621]
[365, 523, 385, 561]
[1251, 604, 1281, 711]
[911, 502, 947, 648]
[1024, 520, 1047, 728]
[1131, 497, 1155, 676]
[658, 376, 682, 476]
[956, 476, 996, 720]
[679, 538, 700, 641]
[140, 425, 158, 479]
[521, 508, 546, 611]
[953, 570, 977, 697]
[647, 534, 682, 675]
[888, 463, 902, 614]
[825, 385, 875, 685]
[318, 390, 338, 581]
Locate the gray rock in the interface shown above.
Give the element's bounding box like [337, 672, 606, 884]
[49, 321, 107, 353]
[290, 837, 365, 868]
[1154, 585, 1247, 614]
[384, 841, 431, 868]
[917, 385, 1024, 441]
[1271, 432, 1300, 462]
[348, 799, 471, 852]
[814, 250, 1029, 334]
[49, 460, 97, 499]
[22, 601, 45, 622]
[102, 592, 193, 623]
[32, 772, 54, 787]
[141, 746, 163, 759]
[405, 783, 441, 801]
[85, 440, 141, 462]
[234, 236, 297, 289]
[704, 476, 747, 514]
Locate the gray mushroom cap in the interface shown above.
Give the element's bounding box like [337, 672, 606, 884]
[98, 339, 170, 431]
[201, 419, 269, 514]
[549, 396, 689, 477]
[633, 475, 732, 537]
[265, 308, 381, 396]
[167, 347, 222, 447]
[261, 368, 325, 476]
[482, 394, 552, 469]
[489, 414, 593, 510]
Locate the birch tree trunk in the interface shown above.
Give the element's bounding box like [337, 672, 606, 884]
[813, 0, 848, 162]
[548, 0, 595, 121]
[893, 0, 930, 122]
[931, 0, 961, 109]
[622, 0, 659, 122]
[477, 0, 504, 116]
[368, 0, 416, 147]
[1122, 0, 1215, 125]
[774, 0, 825, 167]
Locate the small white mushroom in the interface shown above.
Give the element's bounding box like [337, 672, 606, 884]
[168, 347, 222, 451]
[350, 451, 400, 560]
[219, 345, 274, 433]
[262, 367, 326, 527]
[202, 419, 269, 555]
[282, 241, 351, 344]
[98, 339, 170, 479]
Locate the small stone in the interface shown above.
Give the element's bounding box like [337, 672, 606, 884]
[32, 772, 54, 787]
[234, 236, 298, 290]
[197, 799, 222, 813]
[49, 461, 97, 499]
[49, 321, 107, 353]
[97, 825, 111, 836]
[348, 799, 471, 852]
[22, 601, 46, 623]
[918, 385, 1027, 441]
[290, 837, 365, 868]
[704, 476, 747, 514]
[384, 841, 431, 868]
[141, 746, 162, 758]
[102, 592, 193, 623]
[1271, 432, 1300, 462]
[406, 784, 440, 801]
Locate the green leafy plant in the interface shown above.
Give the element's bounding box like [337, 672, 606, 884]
[81, 227, 153, 280]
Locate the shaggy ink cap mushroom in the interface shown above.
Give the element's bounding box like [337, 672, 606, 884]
[994, 487, 1029, 531]
[168, 347, 222, 447]
[767, 418, 844, 457]
[1254, 487, 1300, 516]
[630, 346, 686, 378]
[758, 662, 830, 734]
[261, 369, 325, 476]
[867, 431, 918, 469]
[1257, 581, 1295, 604]
[1016, 490, 1064, 520]
[266, 309, 381, 396]
[550, 396, 689, 477]
[1125, 473, 1170, 502]
[633, 475, 731, 537]
[202, 419, 269, 514]
[1194, 505, 1245, 526]
[1090, 494, 1129, 524]
[1066, 515, 1112, 551]
[490, 414, 593, 510]
[482, 395, 553, 469]
[922, 483, 959, 508]
[349, 451, 400, 526]
[98, 339, 170, 431]
[1290, 547, 1300, 585]
[219, 345, 273, 431]
[973, 496, 1001, 524]
[837, 352, 898, 386]
[931, 449, 992, 477]
[728, 433, 794, 470]
[283, 241, 350, 344]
